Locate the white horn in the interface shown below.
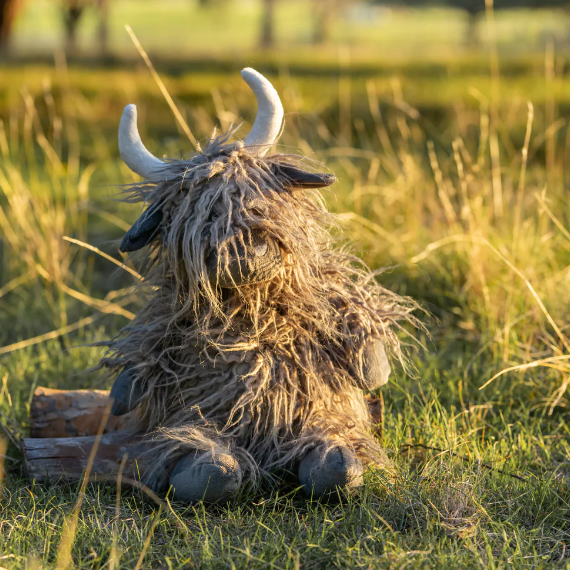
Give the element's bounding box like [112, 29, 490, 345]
[118, 104, 166, 181]
[241, 68, 284, 157]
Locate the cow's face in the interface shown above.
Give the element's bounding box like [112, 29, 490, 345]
[117, 69, 335, 302]
[120, 143, 335, 297]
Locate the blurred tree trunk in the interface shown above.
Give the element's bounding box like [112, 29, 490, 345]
[63, 0, 85, 54]
[197, 0, 228, 8]
[97, 0, 108, 54]
[0, 0, 22, 52]
[312, 0, 334, 45]
[465, 10, 479, 47]
[260, 0, 276, 48]
[312, 0, 348, 45]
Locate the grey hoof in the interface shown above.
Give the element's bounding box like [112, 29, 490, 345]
[169, 450, 242, 504]
[110, 368, 144, 416]
[298, 445, 363, 499]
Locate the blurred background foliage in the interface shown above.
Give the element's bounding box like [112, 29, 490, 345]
[3, 0, 570, 56]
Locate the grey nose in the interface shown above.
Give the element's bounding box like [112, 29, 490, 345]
[207, 229, 283, 288]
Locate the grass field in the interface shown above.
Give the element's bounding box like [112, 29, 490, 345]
[1, 2, 570, 568]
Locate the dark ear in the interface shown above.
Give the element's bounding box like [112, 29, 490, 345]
[272, 163, 336, 190]
[119, 200, 164, 253]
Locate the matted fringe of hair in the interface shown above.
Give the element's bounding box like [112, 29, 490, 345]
[100, 135, 420, 485]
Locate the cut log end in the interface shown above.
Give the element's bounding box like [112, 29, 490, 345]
[365, 392, 384, 441]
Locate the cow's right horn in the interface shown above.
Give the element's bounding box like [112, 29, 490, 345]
[241, 68, 284, 158]
[118, 104, 166, 181]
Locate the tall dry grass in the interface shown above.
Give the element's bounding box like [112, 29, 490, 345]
[0, 44, 569, 417]
[0, 36, 569, 570]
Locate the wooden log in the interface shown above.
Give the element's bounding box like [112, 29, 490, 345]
[22, 387, 384, 485]
[25, 388, 149, 486]
[21, 432, 148, 484]
[30, 387, 383, 440]
[365, 392, 384, 441]
[30, 387, 125, 438]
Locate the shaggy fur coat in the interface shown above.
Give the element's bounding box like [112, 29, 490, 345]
[100, 136, 416, 486]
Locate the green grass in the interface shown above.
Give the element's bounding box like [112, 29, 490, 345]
[2, 345, 570, 568]
[2, 6, 570, 566]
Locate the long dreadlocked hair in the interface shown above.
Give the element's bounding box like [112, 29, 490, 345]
[100, 69, 419, 485]
[100, 136, 418, 483]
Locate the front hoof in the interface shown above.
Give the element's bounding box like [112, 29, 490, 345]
[298, 445, 363, 499]
[169, 450, 242, 504]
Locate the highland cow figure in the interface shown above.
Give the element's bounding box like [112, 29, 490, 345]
[101, 68, 415, 503]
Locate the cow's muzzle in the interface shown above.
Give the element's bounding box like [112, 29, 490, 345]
[207, 229, 283, 288]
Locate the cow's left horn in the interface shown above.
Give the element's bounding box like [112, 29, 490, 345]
[118, 104, 166, 181]
[241, 68, 284, 157]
